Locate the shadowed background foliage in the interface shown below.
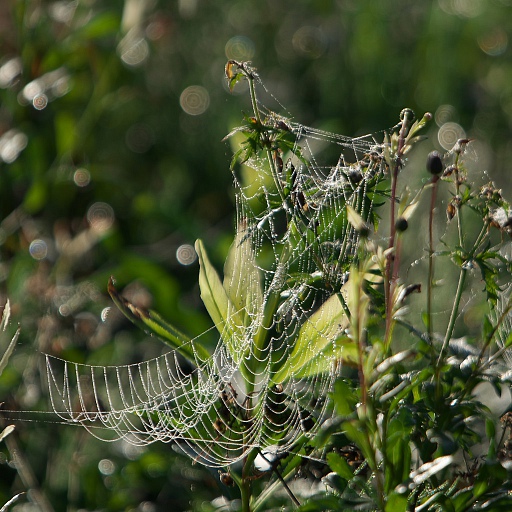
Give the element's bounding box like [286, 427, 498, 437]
[0, 0, 511, 510]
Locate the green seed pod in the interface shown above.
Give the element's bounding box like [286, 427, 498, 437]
[426, 151, 444, 175]
[395, 217, 408, 232]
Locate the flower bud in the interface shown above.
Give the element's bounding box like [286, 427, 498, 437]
[426, 151, 443, 175]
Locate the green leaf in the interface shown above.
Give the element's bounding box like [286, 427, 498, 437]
[384, 491, 408, 512]
[195, 239, 245, 363]
[0, 300, 20, 378]
[108, 278, 210, 363]
[79, 11, 120, 39]
[0, 424, 15, 443]
[272, 292, 352, 383]
[223, 225, 263, 326]
[55, 111, 77, 156]
[327, 452, 354, 480]
[332, 379, 358, 417]
[482, 314, 494, 341]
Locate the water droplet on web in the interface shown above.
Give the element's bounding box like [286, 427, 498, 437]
[176, 244, 197, 265]
[29, 239, 48, 260]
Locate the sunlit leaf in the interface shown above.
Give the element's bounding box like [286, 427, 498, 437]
[409, 455, 454, 486]
[223, 224, 263, 325]
[272, 292, 351, 383]
[108, 277, 210, 362]
[0, 424, 14, 443]
[195, 239, 245, 362]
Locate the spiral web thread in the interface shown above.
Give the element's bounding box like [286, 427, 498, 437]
[37, 91, 388, 468]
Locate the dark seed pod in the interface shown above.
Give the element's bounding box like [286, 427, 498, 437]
[346, 168, 363, 184]
[395, 217, 408, 232]
[426, 151, 444, 175]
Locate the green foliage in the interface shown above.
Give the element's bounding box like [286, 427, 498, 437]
[1, 2, 512, 512]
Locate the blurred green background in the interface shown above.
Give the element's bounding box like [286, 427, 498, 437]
[0, 0, 511, 510]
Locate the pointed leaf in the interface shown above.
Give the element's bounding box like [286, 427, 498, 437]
[327, 451, 354, 480]
[272, 293, 351, 383]
[195, 239, 245, 362]
[108, 278, 209, 363]
[223, 225, 263, 325]
[0, 425, 14, 443]
[0, 300, 20, 377]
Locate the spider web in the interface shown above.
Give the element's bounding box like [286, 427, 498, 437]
[16, 81, 391, 468]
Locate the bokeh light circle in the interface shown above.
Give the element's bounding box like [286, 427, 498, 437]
[120, 38, 150, 67]
[176, 244, 197, 265]
[125, 123, 154, 153]
[478, 28, 508, 56]
[434, 104, 457, 127]
[179, 86, 210, 115]
[438, 122, 466, 151]
[33, 93, 48, 110]
[225, 36, 256, 61]
[98, 459, 116, 476]
[73, 168, 91, 187]
[87, 202, 115, 233]
[29, 239, 48, 260]
[292, 26, 327, 59]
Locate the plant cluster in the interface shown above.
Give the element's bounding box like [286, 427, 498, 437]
[100, 62, 512, 511]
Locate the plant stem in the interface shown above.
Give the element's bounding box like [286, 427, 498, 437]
[240, 448, 259, 512]
[438, 266, 466, 366]
[384, 112, 411, 345]
[245, 64, 287, 205]
[427, 176, 439, 344]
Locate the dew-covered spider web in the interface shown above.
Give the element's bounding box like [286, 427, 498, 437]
[10, 71, 393, 468]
